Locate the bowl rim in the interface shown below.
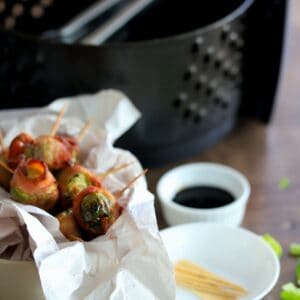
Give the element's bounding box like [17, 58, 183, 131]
[156, 162, 251, 215]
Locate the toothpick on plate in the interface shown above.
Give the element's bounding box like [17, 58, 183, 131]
[0, 160, 14, 174]
[98, 161, 135, 181]
[175, 260, 247, 298]
[115, 168, 148, 198]
[77, 120, 92, 142]
[50, 103, 68, 136]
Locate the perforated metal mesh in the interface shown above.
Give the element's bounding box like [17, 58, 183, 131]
[172, 21, 244, 125]
[0, 0, 54, 30]
[0, 0, 97, 34]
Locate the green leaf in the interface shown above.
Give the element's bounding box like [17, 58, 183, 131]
[281, 283, 300, 300]
[283, 283, 298, 291]
[290, 244, 300, 257]
[296, 259, 300, 286]
[262, 233, 283, 258]
[278, 178, 291, 190]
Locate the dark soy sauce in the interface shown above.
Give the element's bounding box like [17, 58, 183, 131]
[173, 186, 234, 209]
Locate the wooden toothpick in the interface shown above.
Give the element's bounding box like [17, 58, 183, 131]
[50, 103, 68, 136]
[77, 120, 92, 142]
[115, 169, 148, 198]
[0, 130, 4, 152]
[0, 160, 14, 174]
[98, 162, 135, 181]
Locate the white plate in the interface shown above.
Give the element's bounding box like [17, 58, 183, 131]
[160, 223, 280, 300]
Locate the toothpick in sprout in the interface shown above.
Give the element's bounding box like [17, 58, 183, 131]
[98, 161, 135, 181]
[76, 120, 92, 143]
[0, 160, 14, 174]
[0, 130, 4, 152]
[50, 103, 69, 136]
[115, 168, 148, 198]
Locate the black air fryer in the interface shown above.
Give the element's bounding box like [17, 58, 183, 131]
[0, 0, 287, 166]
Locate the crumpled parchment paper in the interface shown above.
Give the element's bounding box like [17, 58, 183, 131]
[0, 90, 175, 300]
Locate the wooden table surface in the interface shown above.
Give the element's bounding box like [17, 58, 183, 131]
[147, 1, 300, 298]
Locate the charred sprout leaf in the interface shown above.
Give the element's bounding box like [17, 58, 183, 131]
[73, 186, 118, 236]
[262, 233, 283, 258]
[81, 192, 111, 228]
[278, 178, 291, 190]
[281, 283, 300, 300]
[290, 244, 300, 257]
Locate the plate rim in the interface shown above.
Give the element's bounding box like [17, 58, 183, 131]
[160, 222, 280, 300]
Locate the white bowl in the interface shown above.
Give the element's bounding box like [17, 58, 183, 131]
[160, 222, 280, 300]
[0, 259, 44, 300]
[157, 163, 250, 226]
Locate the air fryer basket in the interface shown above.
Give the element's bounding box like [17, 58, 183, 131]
[0, 0, 286, 166]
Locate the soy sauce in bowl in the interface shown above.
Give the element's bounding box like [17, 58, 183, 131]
[173, 186, 234, 209]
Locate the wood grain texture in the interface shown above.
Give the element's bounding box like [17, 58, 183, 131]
[146, 1, 300, 298]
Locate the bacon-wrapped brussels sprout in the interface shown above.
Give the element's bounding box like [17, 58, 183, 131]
[10, 158, 59, 211]
[56, 209, 82, 241]
[8, 132, 34, 168]
[57, 165, 101, 209]
[32, 135, 73, 170]
[73, 186, 120, 236]
[56, 135, 80, 165]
